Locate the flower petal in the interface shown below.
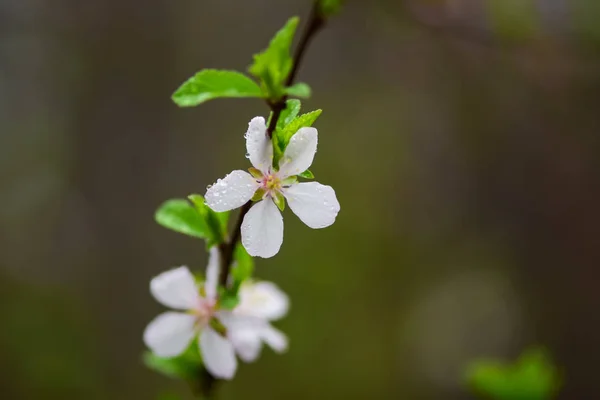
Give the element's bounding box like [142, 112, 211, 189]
[200, 327, 237, 380]
[204, 247, 220, 302]
[229, 328, 263, 363]
[205, 170, 259, 212]
[150, 266, 199, 310]
[237, 281, 289, 321]
[260, 324, 288, 353]
[143, 312, 196, 358]
[245, 116, 272, 173]
[278, 127, 318, 178]
[283, 182, 340, 229]
[241, 200, 283, 258]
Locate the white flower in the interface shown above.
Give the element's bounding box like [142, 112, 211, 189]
[143, 248, 237, 379]
[205, 116, 341, 258]
[143, 248, 290, 379]
[221, 281, 290, 362]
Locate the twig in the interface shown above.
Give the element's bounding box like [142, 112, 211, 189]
[199, 3, 328, 397]
[267, 2, 325, 138]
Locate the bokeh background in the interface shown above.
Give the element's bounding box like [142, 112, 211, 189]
[1, 0, 599, 398]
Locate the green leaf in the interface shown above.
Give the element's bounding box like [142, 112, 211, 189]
[272, 109, 322, 168]
[277, 99, 302, 131]
[232, 243, 254, 283]
[280, 109, 322, 147]
[187, 194, 229, 246]
[218, 291, 240, 310]
[172, 69, 263, 107]
[143, 341, 203, 381]
[249, 17, 300, 98]
[318, 0, 345, 16]
[284, 83, 312, 98]
[466, 347, 562, 400]
[298, 169, 314, 179]
[155, 199, 210, 239]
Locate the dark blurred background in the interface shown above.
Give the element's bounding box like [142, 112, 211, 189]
[1, 0, 599, 399]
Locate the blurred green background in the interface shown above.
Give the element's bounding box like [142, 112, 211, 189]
[1, 0, 599, 398]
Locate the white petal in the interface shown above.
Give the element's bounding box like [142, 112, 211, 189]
[241, 200, 283, 258]
[237, 281, 289, 321]
[260, 325, 288, 353]
[150, 266, 199, 310]
[245, 116, 272, 173]
[204, 247, 220, 302]
[229, 328, 263, 363]
[205, 170, 259, 212]
[217, 312, 265, 363]
[278, 127, 318, 178]
[200, 327, 237, 380]
[283, 182, 340, 229]
[143, 312, 196, 358]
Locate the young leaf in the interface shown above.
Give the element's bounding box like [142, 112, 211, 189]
[172, 69, 263, 107]
[298, 169, 314, 179]
[249, 17, 300, 98]
[232, 243, 254, 283]
[284, 82, 312, 98]
[277, 99, 302, 131]
[218, 291, 240, 310]
[188, 194, 229, 246]
[318, 0, 345, 17]
[155, 199, 210, 239]
[281, 109, 322, 146]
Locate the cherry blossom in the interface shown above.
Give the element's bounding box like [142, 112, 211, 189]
[205, 116, 340, 258]
[143, 248, 237, 379]
[143, 248, 290, 379]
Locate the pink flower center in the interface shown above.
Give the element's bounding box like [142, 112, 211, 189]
[192, 298, 216, 328]
[261, 173, 282, 193]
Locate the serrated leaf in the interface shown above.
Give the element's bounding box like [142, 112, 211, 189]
[143, 341, 203, 381]
[249, 17, 300, 98]
[298, 169, 314, 179]
[172, 69, 263, 107]
[272, 109, 322, 167]
[155, 199, 210, 239]
[277, 99, 302, 131]
[281, 109, 322, 146]
[284, 83, 312, 98]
